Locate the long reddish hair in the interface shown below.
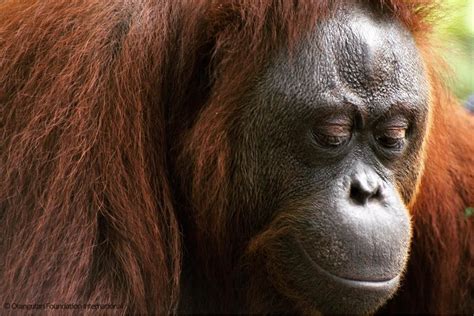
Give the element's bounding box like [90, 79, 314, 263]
[1, 1, 472, 314]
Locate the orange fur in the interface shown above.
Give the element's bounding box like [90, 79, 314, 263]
[0, 0, 472, 314]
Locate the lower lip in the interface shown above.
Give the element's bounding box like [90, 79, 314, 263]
[310, 256, 401, 289]
[298, 240, 401, 290]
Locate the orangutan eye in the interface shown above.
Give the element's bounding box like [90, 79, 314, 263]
[313, 124, 352, 148]
[314, 133, 351, 147]
[375, 116, 409, 154]
[376, 128, 406, 150]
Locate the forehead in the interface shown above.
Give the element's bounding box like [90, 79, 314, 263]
[261, 2, 429, 115]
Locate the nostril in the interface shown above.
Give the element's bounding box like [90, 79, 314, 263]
[373, 187, 382, 200]
[349, 180, 382, 205]
[350, 182, 369, 205]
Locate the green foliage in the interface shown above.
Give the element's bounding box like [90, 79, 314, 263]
[435, 0, 474, 101]
[465, 207, 474, 218]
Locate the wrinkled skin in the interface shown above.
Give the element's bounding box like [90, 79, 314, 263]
[234, 3, 429, 314]
[181, 2, 430, 315]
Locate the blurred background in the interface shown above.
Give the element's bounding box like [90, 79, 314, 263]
[436, 0, 473, 104]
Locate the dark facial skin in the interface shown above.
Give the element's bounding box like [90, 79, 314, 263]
[232, 2, 430, 314]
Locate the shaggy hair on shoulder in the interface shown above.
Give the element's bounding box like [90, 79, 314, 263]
[1, 0, 472, 314]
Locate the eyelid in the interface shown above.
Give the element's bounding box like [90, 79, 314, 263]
[313, 133, 350, 148]
[385, 123, 408, 130]
[384, 127, 406, 138]
[322, 124, 352, 136]
[318, 117, 353, 135]
[377, 116, 409, 131]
